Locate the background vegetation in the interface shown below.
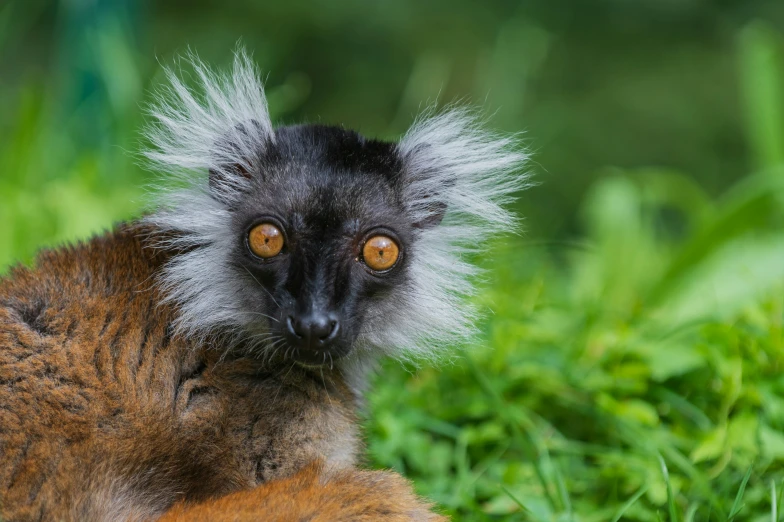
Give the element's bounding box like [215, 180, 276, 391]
[3, 0, 784, 519]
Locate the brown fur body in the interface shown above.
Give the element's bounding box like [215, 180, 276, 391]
[0, 224, 440, 521]
[159, 461, 443, 522]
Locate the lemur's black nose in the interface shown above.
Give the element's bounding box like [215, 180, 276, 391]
[286, 312, 339, 351]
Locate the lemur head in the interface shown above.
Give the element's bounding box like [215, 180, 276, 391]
[143, 51, 528, 368]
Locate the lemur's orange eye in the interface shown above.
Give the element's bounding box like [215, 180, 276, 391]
[248, 223, 284, 258]
[362, 235, 400, 271]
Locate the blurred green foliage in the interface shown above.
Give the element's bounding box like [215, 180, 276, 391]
[3, 0, 784, 520]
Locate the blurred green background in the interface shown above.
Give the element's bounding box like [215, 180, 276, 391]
[3, 0, 784, 520]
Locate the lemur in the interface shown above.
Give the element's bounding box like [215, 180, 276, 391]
[0, 51, 528, 521]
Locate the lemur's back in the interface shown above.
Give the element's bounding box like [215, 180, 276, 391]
[0, 225, 358, 521]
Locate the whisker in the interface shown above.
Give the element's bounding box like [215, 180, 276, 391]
[246, 332, 277, 342]
[320, 365, 334, 407]
[245, 311, 280, 323]
[240, 263, 282, 310]
[282, 359, 297, 381]
[267, 338, 288, 354]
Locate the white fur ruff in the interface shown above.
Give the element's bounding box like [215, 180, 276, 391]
[358, 108, 529, 363]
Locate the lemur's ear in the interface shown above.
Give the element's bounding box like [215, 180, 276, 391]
[396, 108, 528, 232]
[412, 200, 447, 229]
[402, 161, 452, 229]
[395, 138, 455, 231]
[208, 120, 263, 195]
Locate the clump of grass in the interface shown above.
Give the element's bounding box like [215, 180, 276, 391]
[366, 165, 784, 520]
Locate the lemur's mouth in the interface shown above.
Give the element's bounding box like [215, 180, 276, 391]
[286, 343, 351, 368]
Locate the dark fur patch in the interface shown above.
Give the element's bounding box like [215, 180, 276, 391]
[271, 125, 402, 180]
[14, 300, 53, 337]
[185, 385, 218, 409]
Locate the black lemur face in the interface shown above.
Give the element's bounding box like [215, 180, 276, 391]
[227, 125, 417, 365]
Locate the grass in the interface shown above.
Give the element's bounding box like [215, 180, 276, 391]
[2, 10, 784, 522]
[373, 176, 784, 520]
[365, 166, 784, 520]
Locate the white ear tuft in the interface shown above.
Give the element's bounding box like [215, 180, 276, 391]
[358, 107, 530, 363]
[143, 48, 274, 199]
[397, 107, 529, 232]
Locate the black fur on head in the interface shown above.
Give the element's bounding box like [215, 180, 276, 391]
[143, 50, 528, 372]
[223, 124, 423, 365]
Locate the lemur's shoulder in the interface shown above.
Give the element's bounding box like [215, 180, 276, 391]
[0, 222, 167, 304]
[0, 222, 182, 521]
[0, 222, 169, 348]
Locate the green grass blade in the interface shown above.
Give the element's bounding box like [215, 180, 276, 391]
[610, 485, 649, 522]
[659, 455, 680, 522]
[728, 465, 753, 520]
